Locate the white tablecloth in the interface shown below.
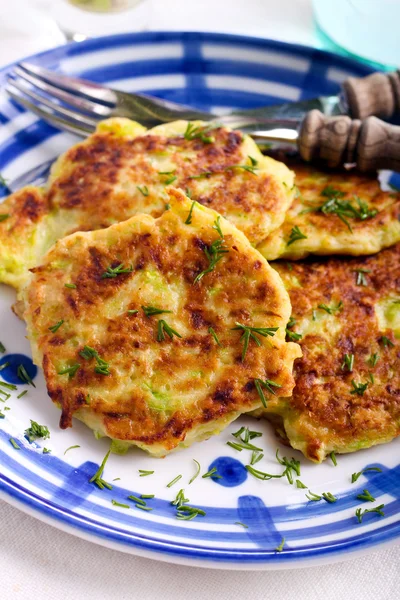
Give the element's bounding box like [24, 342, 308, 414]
[1, 2, 399, 598]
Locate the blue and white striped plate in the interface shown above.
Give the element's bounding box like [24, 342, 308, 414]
[0, 32, 399, 570]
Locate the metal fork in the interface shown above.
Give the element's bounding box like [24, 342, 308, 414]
[5, 62, 306, 143]
[7, 62, 399, 177]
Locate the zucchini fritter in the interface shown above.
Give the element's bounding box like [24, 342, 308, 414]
[23, 188, 301, 456]
[0, 118, 294, 290]
[0, 187, 50, 289]
[259, 160, 400, 260]
[254, 244, 400, 462]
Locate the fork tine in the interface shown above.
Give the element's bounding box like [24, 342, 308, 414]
[6, 84, 93, 138]
[19, 62, 117, 105]
[14, 66, 112, 118]
[7, 77, 100, 130]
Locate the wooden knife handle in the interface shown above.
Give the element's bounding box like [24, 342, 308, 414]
[342, 71, 400, 120]
[299, 109, 400, 171]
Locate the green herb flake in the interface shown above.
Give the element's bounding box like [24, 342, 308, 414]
[64, 445, 80, 455]
[139, 470, 154, 477]
[185, 200, 196, 225]
[184, 122, 214, 144]
[128, 495, 146, 506]
[188, 171, 213, 180]
[64, 283, 77, 289]
[229, 426, 263, 452]
[380, 336, 394, 348]
[356, 489, 375, 502]
[137, 185, 149, 197]
[101, 263, 133, 279]
[350, 379, 369, 396]
[135, 504, 153, 511]
[287, 226, 307, 246]
[254, 377, 282, 408]
[212, 215, 224, 239]
[79, 345, 110, 376]
[226, 441, 244, 452]
[322, 492, 337, 503]
[235, 522, 249, 528]
[356, 504, 385, 524]
[0, 214, 10, 222]
[296, 479, 308, 489]
[89, 449, 112, 490]
[225, 160, 258, 175]
[10, 437, 20, 450]
[43, 448, 51, 454]
[24, 420, 50, 442]
[330, 451, 337, 466]
[351, 467, 382, 483]
[0, 342, 6, 353]
[140, 494, 155, 499]
[0, 411, 4, 419]
[127, 310, 139, 315]
[316, 188, 378, 232]
[318, 301, 343, 315]
[202, 467, 221, 479]
[276, 449, 301, 485]
[232, 323, 278, 362]
[142, 305, 172, 318]
[48, 319, 64, 334]
[58, 363, 80, 379]
[167, 474, 182, 488]
[157, 319, 182, 342]
[285, 329, 302, 341]
[341, 353, 354, 372]
[250, 451, 264, 466]
[368, 353, 379, 367]
[193, 238, 229, 284]
[17, 364, 36, 387]
[246, 465, 283, 481]
[189, 459, 201, 484]
[275, 537, 285, 552]
[354, 268, 370, 286]
[0, 363, 10, 372]
[208, 326, 221, 346]
[0, 381, 17, 391]
[171, 489, 189, 507]
[306, 491, 322, 501]
[111, 500, 130, 509]
[176, 505, 206, 521]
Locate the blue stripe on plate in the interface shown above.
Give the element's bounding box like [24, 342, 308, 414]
[2, 470, 400, 563]
[0, 433, 398, 550]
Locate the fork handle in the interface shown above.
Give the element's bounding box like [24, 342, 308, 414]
[343, 71, 400, 120]
[299, 109, 400, 171]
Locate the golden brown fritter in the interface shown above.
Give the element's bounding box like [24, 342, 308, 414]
[0, 118, 294, 291]
[23, 188, 301, 456]
[259, 159, 400, 260]
[0, 186, 51, 289]
[254, 244, 400, 462]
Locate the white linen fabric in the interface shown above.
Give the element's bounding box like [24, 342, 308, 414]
[1, 500, 399, 599]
